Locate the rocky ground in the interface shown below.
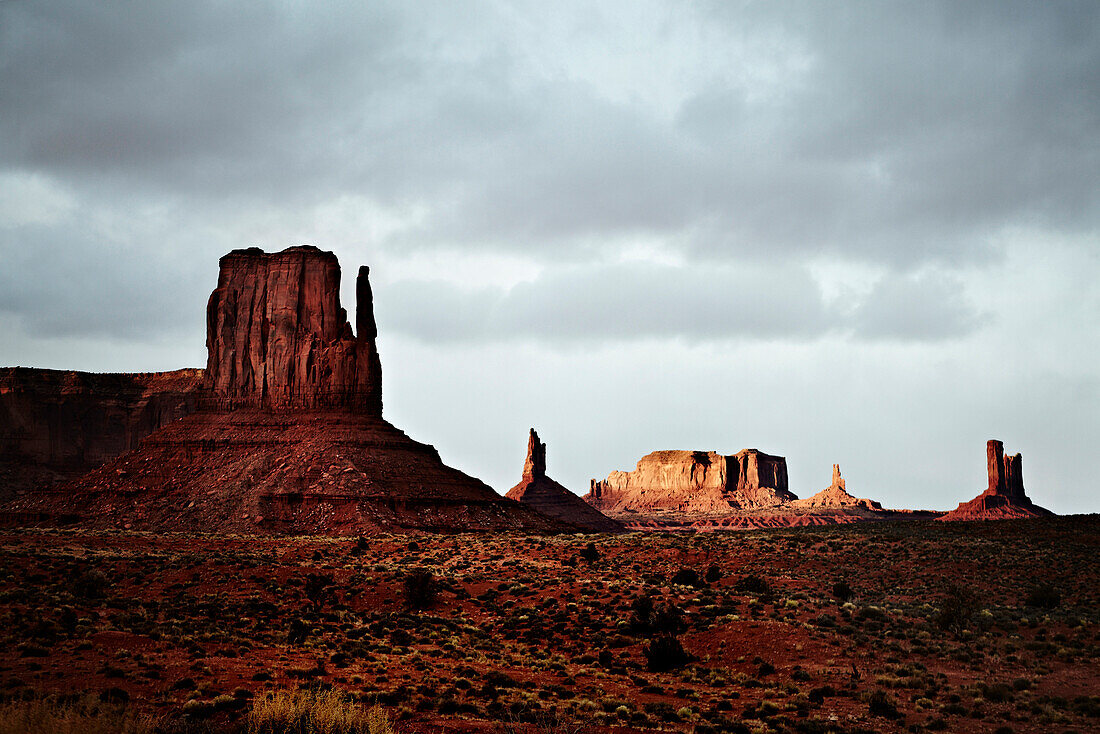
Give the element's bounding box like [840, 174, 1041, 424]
[0, 517, 1097, 733]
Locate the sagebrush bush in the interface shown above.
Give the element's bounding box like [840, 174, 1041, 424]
[934, 584, 980, 635]
[1025, 583, 1061, 609]
[402, 568, 437, 609]
[734, 574, 771, 597]
[832, 579, 853, 602]
[644, 634, 690, 672]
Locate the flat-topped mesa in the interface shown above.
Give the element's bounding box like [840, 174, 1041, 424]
[203, 246, 381, 414]
[940, 439, 1053, 521]
[584, 448, 796, 515]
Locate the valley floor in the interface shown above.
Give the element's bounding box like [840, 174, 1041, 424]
[0, 517, 1097, 733]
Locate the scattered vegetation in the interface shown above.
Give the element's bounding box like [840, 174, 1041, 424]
[0, 696, 158, 734]
[249, 688, 396, 734]
[0, 517, 1096, 733]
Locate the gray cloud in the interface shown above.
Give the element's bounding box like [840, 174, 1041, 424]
[849, 272, 989, 342]
[2, 1, 1096, 269]
[376, 262, 984, 344]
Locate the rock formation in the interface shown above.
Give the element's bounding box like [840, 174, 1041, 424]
[2, 246, 565, 534]
[939, 440, 1054, 521]
[792, 464, 882, 511]
[204, 246, 381, 413]
[584, 448, 796, 514]
[0, 367, 201, 500]
[505, 429, 623, 533]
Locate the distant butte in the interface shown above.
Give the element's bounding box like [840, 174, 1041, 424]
[939, 440, 1054, 521]
[584, 448, 796, 514]
[2, 246, 567, 534]
[505, 429, 623, 533]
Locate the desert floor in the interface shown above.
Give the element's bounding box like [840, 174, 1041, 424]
[0, 517, 1097, 733]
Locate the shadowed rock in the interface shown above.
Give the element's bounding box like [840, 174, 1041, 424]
[506, 429, 623, 533]
[0, 367, 202, 501]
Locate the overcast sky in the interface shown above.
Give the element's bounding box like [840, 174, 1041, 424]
[2, 1, 1098, 513]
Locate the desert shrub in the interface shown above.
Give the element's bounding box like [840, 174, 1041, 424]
[304, 573, 335, 611]
[832, 580, 853, 602]
[934, 584, 980, 635]
[0, 695, 158, 734]
[628, 595, 655, 634]
[734, 574, 771, 597]
[579, 543, 599, 563]
[73, 569, 110, 599]
[652, 603, 685, 635]
[644, 635, 690, 672]
[808, 686, 835, 704]
[866, 690, 901, 719]
[977, 683, 1015, 703]
[287, 618, 309, 644]
[402, 568, 437, 610]
[249, 688, 396, 734]
[1025, 583, 1061, 609]
[671, 568, 700, 587]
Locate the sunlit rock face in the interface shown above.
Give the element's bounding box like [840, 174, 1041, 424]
[585, 448, 795, 514]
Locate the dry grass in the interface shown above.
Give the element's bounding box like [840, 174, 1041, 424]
[0, 696, 159, 734]
[249, 688, 397, 734]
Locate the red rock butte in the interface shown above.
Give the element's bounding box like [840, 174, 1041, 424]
[939, 440, 1053, 521]
[204, 246, 381, 413]
[505, 429, 623, 533]
[584, 448, 796, 514]
[2, 246, 566, 534]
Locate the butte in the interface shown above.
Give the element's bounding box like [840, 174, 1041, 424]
[3, 246, 565, 534]
[939, 439, 1054, 521]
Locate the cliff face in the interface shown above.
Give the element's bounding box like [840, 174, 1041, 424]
[204, 246, 381, 414]
[506, 429, 623, 533]
[0, 367, 202, 498]
[584, 448, 795, 514]
[940, 440, 1053, 521]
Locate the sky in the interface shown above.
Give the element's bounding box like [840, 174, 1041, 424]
[1, 1, 1098, 513]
